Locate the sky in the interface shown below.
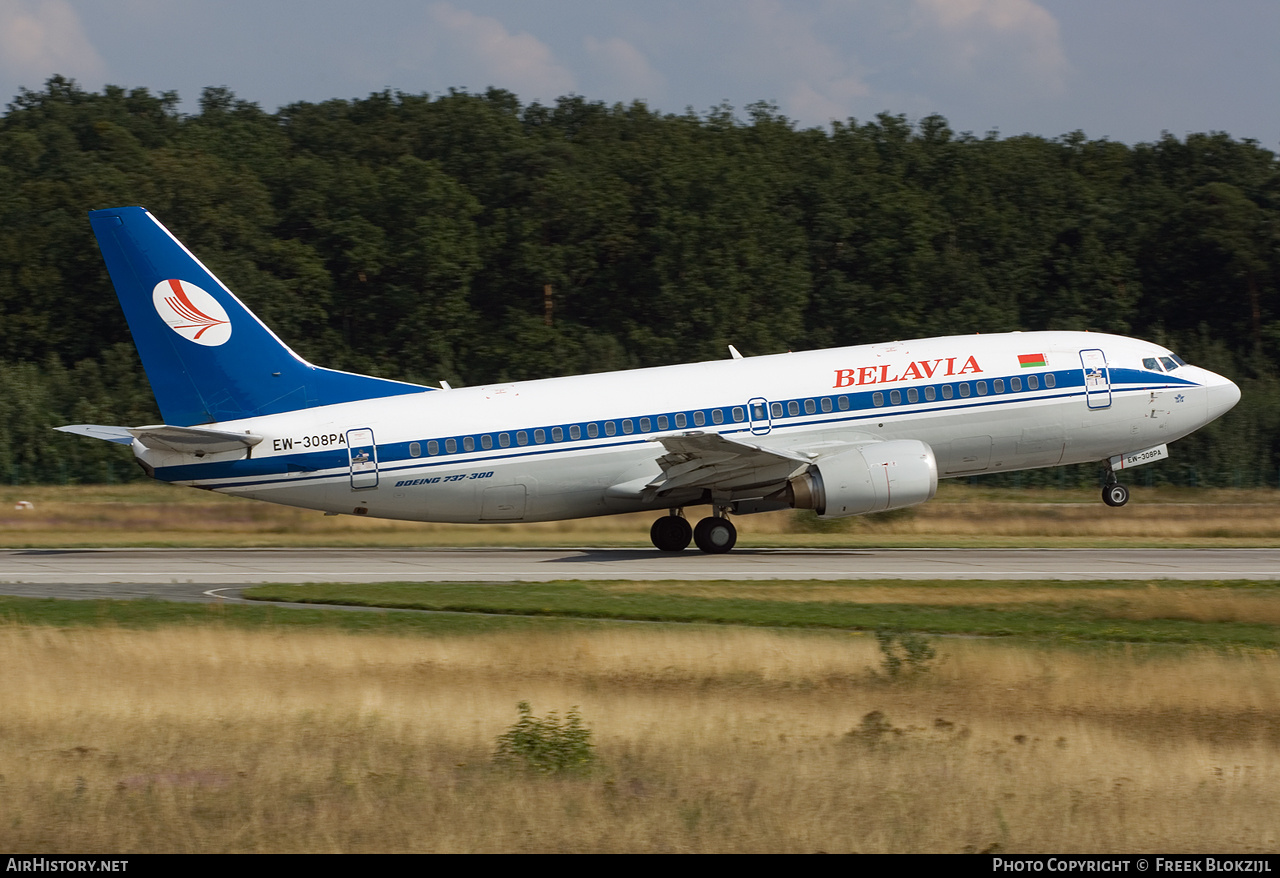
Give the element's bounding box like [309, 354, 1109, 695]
[1, 0, 1278, 147]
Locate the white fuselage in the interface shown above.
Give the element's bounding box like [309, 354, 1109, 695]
[137, 331, 1239, 523]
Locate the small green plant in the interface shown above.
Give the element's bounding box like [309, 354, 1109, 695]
[493, 701, 596, 774]
[874, 629, 937, 677]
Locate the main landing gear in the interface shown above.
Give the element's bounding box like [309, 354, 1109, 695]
[1102, 469, 1130, 507]
[650, 508, 737, 554]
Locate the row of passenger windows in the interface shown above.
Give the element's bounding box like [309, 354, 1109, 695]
[404, 373, 1060, 458]
[872, 373, 1056, 407]
[408, 406, 749, 457]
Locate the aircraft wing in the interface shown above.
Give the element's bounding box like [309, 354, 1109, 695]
[56, 424, 263, 455]
[639, 431, 812, 499]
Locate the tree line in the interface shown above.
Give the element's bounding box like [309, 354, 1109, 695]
[1, 77, 1277, 487]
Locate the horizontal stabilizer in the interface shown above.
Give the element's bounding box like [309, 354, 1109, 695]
[56, 423, 263, 455]
[54, 424, 136, 446]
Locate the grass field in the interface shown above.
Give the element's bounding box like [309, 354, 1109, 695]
[1, 614, 1276, 853]
[3, 482, 1280, 547]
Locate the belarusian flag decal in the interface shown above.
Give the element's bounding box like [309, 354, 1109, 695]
[1018, 353, 1047, 368]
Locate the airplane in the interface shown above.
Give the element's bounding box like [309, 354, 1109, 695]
[58, 206, 1242, 553]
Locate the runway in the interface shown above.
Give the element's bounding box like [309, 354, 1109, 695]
[0, 547, 1277, 604]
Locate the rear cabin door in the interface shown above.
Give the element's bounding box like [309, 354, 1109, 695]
[346, 428, 379, 489]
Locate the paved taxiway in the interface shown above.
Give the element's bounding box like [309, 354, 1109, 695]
[0, 547, 1277, 604]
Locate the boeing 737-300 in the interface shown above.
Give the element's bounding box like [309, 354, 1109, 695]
[58, 207, 1242, 553]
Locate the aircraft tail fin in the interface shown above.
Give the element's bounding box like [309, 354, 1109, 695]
[88, 206, 428, 427]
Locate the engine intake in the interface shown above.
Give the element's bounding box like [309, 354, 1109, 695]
[788, 440, 938, 518]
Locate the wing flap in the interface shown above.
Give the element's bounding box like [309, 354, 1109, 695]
[642, 432, 811, 498]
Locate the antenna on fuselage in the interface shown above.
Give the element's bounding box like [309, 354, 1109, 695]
[728, 345, 743, 360]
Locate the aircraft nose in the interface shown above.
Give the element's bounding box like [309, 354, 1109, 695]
[1206, 376, 1241, 422]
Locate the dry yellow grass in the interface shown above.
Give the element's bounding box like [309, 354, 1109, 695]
[3, 483, 1280, 546]
[2, 623, 1278, 853]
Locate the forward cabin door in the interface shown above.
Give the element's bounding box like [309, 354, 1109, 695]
[346, 428, 379, 489]
[1079, 349, 1112, 409]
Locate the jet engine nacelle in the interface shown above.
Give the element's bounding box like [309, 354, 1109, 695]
[788, 440, 938, 519]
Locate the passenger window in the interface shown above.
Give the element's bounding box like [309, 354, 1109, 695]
[410, 442, 421, 458]
[445, 438, 457, 453]
[1045, 374, 1056, 388]
[712, 409, 724, 425]
[959, 384, 971, 398]
[873, 392, 884, 407]
[941, 385, 953, 399]
[657, 415, 669, 430]
[787, 401, 799, 416]
[622, 420, 633, 434]
[587, 424, 598, 438]
[535, 429, 546, 444]
[732, 407, 745, 422]
[976, 381, 988, 396]
[907, 388, 918, 403]
[639, 417, 651, 432]
[1010, 377, 1021, 392]
[517, 431, 528, 446]
[1027, 375, 1038, 390]
[890, 389, 901, 405]
[675, 413, 687, 428]
[821, 397, 832, 413]
[552, 427, 563, 442]
[499, 433, 510, 448]
[428, 440, 439, 455]
[463, 437, 475, 451]
[605, 422, 616, 436]
[569, 425, 581, 440]
[694, 411, 706, 427]
[1143, 357, 1162, 372]
[770, 402, 783, 418]
[994, 379, 1004, 394]
[838, 396, 849, 411]
[481, 435, 493, 450]
[924, 387, 936, 401]
[804, 399, 816, 414]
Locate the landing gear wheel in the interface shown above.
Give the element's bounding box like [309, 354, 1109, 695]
[693, 516, 737, 554]
[1102, 483, 1130, 507]
[650, 515, 692, 552]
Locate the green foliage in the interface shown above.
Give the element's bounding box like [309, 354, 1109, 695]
[493, 701, 596, 775]
[2, 77, 1279, 484]
[874, 630, 938, 677]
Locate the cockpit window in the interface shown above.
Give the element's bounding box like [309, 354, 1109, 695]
[1159, 356, 1179, 372]
[1143, 357, 1163, 372]
[1171, 354, 1187, 367]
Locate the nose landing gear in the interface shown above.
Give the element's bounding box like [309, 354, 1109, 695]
[649, 508, 738, 553]
[1102, 470, 1130, 507]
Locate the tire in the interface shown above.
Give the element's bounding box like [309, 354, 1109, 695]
[650, 515, 692, 552]
[693, 516, 737, 554]
[1102, 483, 1130, 507]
